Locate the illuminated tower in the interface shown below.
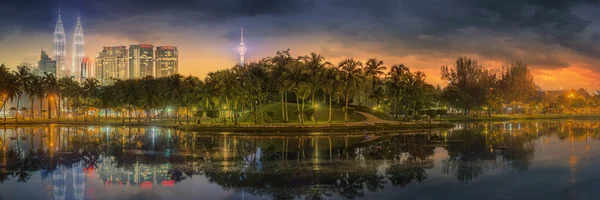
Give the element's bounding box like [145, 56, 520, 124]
[53, 7, 67, 77]
[237, 28, 246, 66]
[72, 11, 84, 80]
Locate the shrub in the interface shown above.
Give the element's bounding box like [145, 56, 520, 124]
[206, 110, 220, 119]
[292, 110, 301, 116]
[437, 109, 448, 117]
[304, 108, 315, 118]
[266, 111, 275, 118]
[425, 109, 438, 119]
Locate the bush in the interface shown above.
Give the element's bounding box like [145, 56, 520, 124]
[343, 107, 355, 115]
[437, 109, 448, 117]
[266, 111, 275, 117]
[206, 110, 220, 119]
[425, 109, 438, 119]
[292, 110, 301, 116]
[304, 108, 315, 118]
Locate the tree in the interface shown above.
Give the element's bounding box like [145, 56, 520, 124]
[338, 58, 364, 122]
[387, 64, 410, 119]
[364, 58, 386, 106]
[441, 57, 498, 115]
[500, 62, 537, 103]
[283, 60, 310, 123]
[270, 49, 294, 122]
[11, 66, 30, 121]
[322, 67, 340, 123]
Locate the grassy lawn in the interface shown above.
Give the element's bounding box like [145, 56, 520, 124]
[239, 102, 366, 124]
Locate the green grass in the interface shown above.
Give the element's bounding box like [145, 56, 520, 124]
[240, 102, 366, 123]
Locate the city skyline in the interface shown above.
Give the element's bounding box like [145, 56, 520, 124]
[2, 1, 600, 90]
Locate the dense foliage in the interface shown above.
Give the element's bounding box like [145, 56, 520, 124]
[0, 52, 594, 124]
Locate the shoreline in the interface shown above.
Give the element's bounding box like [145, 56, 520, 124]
[0, 119, 454, 133]
[437, 113, 600, 122]
[3, 114, 600, 133]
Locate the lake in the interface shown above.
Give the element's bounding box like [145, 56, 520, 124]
[0, 121, 598, 200]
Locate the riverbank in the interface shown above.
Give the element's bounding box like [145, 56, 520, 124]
[438, 113, 600, 122]
[0, 118, 454, 133]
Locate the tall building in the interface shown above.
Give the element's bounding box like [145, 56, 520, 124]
[155, 46, 178, 77]
[95, 46, 128, 85]
[53, 8, 67, 77]
[38, 49, 57, 75]
[129, 44, 154, 79]
[80, 56, 93, 81]
[237, 28, 246, 66]
[72, 13, 84, 80]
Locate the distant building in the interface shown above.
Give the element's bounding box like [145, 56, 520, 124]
[95, 46, 128, 85]
[80, 56, 93, 81]
[38, 49, 57, 75]
[129, 44, 154, 79]
[72, 14, 85, 80]
[54, 9, 67, 77]
[155, 46, 178, 77]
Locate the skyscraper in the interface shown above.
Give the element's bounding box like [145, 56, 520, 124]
[129, 44, 154, 79]
[95, 46, 128, 85]
[237, 28, 246, 66]
[53, 8, 67, 77]
[155, 46, 178, 77]
[72, 12, 84, 80]
[80, 56, 93, 81]
[38, 49, 57, 75]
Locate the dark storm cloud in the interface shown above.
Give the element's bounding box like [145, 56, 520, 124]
[1, 0, 599, 68]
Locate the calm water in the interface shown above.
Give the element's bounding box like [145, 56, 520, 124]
[0, 121, 599, 200]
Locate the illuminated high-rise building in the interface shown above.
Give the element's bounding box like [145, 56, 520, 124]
[155, 46, 178, 77]
[38, 48, 57, 75]
[53, 8, 67, 77]
[95, 46, 128, 85]
[72, 12, 84, 80]
[129, 44, 155, 78]
[237, 28, 246, 66]
[80, 56, 93, 81]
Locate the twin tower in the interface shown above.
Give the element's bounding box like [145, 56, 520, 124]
[53, 8, 84, 79]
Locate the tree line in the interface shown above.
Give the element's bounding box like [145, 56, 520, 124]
[1, 50, 578, 124]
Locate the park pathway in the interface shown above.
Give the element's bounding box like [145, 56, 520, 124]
[356, 112, 399, 124]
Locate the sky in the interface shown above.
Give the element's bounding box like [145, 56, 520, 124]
[1, 0, 600, 90]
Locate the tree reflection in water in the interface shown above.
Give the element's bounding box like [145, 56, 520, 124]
[1, 122, 599, 199]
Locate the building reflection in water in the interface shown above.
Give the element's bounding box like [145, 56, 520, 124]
[0, 121, 599, 199]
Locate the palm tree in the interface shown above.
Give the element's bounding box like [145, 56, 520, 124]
[43, 73, 59, 119]
[12, 66, 30, 121]
[81, 78, 100, 121]
[270, 49, 293, 122]
[302, 53, 330, 108]
[283, 60, 310, 123]
[387, 64, 410, 119]
[322, 67, 340, 123]
[364, 58, 386, 106]
[338, 58, 364, 122]
[24, 74, 44, 121]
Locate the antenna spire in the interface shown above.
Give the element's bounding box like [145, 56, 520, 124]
[241, 28, 244, 43]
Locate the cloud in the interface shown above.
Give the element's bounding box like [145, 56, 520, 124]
[1, 0, 600, 74]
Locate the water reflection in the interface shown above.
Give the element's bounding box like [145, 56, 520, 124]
[0, 121, 598, 199]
